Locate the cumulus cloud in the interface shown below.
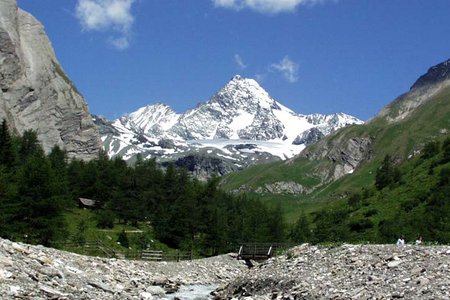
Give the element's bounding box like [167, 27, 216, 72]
[75, 0, 135, 50]
[234, 54, 247, 69]
[212, 0, 326, 14]
[270, 56, 299, 82]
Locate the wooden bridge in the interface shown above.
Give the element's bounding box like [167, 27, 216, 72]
[237, 243, 285, 261]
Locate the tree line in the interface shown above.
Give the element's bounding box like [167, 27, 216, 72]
[0, 120, 284, 254]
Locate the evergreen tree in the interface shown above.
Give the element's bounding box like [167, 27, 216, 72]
[267, 204, 285, 242]
[421, 140, 440, 160]
[48, 145, 71, 205]
[290, 213, 311, 243]
[12, 151, 67, 245]
[442, 137, 450, 163]
[0, 120, 17, 168]
[18, 130, 43, 159]
[375, 155, 401, 190]
[117, 229, 129, 248]
[312, 209, 349, 243]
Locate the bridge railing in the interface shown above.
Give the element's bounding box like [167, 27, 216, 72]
[237, 243, 291, 260]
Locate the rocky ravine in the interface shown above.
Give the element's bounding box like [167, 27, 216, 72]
[1, 239, 450, 300]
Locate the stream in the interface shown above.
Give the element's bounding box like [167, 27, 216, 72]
[162, 284, 218, 300]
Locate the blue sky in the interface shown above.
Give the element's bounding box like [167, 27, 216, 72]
[17, 0, 450, 121]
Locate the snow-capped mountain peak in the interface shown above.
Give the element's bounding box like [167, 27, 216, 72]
[98, 75, 364, 178]
[213, 75, 276, 111]
[119, 103, 180, 137]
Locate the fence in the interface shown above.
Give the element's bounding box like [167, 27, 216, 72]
[57, 240, 196, 262]
[140, 250, 163, 261]
[57, 240, 120, 258]
[237, 243, 291, 260]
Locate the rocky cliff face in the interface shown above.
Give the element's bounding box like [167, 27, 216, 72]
[299, 135, 373, 182]
[0, 0, 101, 159]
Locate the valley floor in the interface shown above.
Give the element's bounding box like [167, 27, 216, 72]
[1, 238, 449, 299]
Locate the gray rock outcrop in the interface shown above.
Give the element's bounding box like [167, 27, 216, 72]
[255, 181, 310, 195]
[0, 0, 101, 160]
[300, 136, 373, 182]
[292, 127, 324, 146]
[163, 154, 238, 181]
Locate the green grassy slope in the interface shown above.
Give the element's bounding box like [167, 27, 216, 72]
[220, 85, 450, 224]
[307, 137, 450, 244]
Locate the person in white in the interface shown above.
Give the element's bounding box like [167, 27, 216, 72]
[396, 236, 405, 246]
[415, 236, 422, 245]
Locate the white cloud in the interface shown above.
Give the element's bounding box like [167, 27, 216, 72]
[212, 0, 326, 14]
[108, 36, 130, 50]
[75, 0, 135, 49]
[270, 56, 299, 82]
[234, 54, 247, 69]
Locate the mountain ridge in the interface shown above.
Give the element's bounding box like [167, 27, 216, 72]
[98, 75, 363, 178]
[221, 57, 450, 199]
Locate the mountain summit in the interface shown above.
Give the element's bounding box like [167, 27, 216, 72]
[411, 59, 450, 90]
[97, 75, 363, 178]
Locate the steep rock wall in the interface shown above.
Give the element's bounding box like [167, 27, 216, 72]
[0, 0, 101, 160]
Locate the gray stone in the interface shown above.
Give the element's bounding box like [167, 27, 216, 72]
[388, 260, 402, 268]
[255, 181, 311, 195]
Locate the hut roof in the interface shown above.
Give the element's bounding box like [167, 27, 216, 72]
[79, 198, 97, 207]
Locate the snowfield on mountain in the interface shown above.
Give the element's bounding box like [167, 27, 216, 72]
[97, 75, 363, 178]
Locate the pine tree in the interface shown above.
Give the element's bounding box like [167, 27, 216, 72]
[13, 151, 67, 245]
[18, 130, 43, 159]
[290, 213, 311, 243]
[375, 155, 401, 190]
[0, 120, 17, 168]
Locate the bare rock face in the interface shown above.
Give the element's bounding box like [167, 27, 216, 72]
[300, 135, 373, 183]
[255, 181, 311, 195]
[0, 0, 101, 160]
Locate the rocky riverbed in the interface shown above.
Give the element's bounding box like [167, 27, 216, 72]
[215, 243, 450, 299]
[1, 239, 450, 299]
[0, 238, 247, 299]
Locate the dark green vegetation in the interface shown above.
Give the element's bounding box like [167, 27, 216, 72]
[0, 120, 284, 255]
[1, 68, 449, 253]
[221, 79, 450, 244]
[288, 137, 450, 244]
